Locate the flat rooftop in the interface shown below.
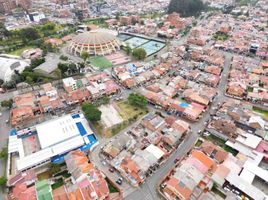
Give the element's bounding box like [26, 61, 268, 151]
[36, 114, 82, 149]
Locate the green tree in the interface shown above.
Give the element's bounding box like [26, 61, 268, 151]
[125, 45, 132, 55]
[25, 76, 33, 84]
[80, 51, 89, 63]
[41, 22, 56, 31]
[54, 68, 62, 79]
[19, 27, 40, 44]
[81, 102, 102, 122]
[132, 48, 147, 60]
[0, 148, 7, 159]
[0, 176, 7, 186]
[11, 73, 24, 84]
[168, 0, 206, 17]
[1, 99, 13, 109]
[30, 58, 45, 69]
[0, 79, 4, 86]
[0, 22, 11, 38]
[58, 62, 69, 74]
[128, 93, 148, 108]
[2, 81, 15, 90]
[59, 55, 68, 61]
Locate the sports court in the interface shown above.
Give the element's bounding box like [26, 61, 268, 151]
[140, 41, 166, 56]
[118, 33, 166, 57]
[124, 37, 149, 49]
[89, 56, 113, 69]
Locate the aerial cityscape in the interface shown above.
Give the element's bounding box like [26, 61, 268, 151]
[0, 0, 267, 199]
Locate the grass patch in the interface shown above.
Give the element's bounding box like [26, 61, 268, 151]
[195, 139, 203, 147]
[89, 56, 113, 70]
[205, 134, 238, 156]
[106, 178, 119, 193]
[213, 31, 229, 41]
[253, 108, 268, 119]
[247, 86, 254, 92]
[9, 46, 34, 56]
[212, 184, 226, 199]
[93, 122, 104, 136]
[117, 101, 148, 121]
[51, 178, 64, 190]
[37, 171, 51, 181]
[111, 121, 131, 136]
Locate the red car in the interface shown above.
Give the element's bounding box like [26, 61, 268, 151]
[109, 167, 115, 173]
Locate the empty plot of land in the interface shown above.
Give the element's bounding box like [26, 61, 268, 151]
[116, 101, 148, 120]
[99, 104, 124, 128]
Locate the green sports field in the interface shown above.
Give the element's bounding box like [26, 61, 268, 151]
[89, 56, 113, 70]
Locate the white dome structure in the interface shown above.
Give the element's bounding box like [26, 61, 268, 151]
[69, 30, 121, 56]
[0, 56, 29, 82]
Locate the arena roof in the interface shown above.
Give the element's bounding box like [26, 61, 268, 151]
[72, 30, 118, 46]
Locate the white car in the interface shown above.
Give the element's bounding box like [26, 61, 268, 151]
[0, 113, 2, 117]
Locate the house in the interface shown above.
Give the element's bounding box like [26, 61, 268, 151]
[35, 180, 53, 200]
[162, 150, 215, 200]
[21, 48, 43, 60]
[120, 156, 144, 186]
[227, 82, 246, 97]
[11, 106, 34, 126]
[65, 150, 110, 200]
[248, 115, 266, 129]
[63, 77, 77, 93]
[45, 38, 63, 46]
[142, 113, 166, 132]
[41, 83, 58, 99]
[8, 183, 37, 200]
[200, 141, 228, 163]
[65, 150, 94, 181]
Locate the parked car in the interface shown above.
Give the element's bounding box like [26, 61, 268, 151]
[109, 167, 115, 173]
[101, 160, 107, 166]
[116, 178, 123, 185]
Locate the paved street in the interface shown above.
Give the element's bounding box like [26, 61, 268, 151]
[0, 109, 11, 200]
[0, 91, 15, 102]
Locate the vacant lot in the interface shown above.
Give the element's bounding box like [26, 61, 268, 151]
[116, 101, 148, 121]
[94, 101, 148, 138]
